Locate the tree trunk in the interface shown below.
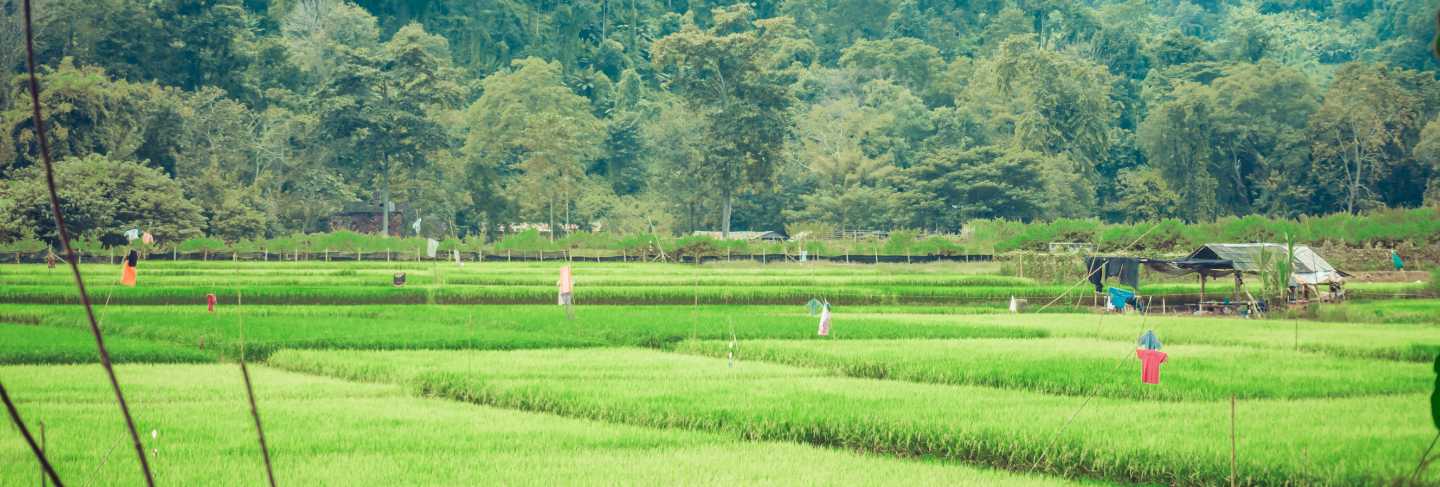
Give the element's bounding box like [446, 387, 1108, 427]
[721, 187, 733, 239]
[381, 169, 392, 237]
[1230, 147, 1250, 210]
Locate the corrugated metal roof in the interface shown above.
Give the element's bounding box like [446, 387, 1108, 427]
[1186, 244, 1343, 282]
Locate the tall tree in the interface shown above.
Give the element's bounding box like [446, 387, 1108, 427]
[314, 22, 464, 236]
[1139, 62, 1319, 219]
[961, 34, 1116, 214]
[1309, 63, 1438, 213]
[652, 4, 810, 237]
[896, 146, 1061, 228]
[786, 94, 900, 231]
[838, 37, 944, 104]
[642, 97, 713, 234]
[462, 57, 603, 239]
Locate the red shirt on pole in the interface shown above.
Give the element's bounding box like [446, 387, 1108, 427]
[1137, 348, 1167, 385]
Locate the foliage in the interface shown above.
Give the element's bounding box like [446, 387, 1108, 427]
[652, 4, 809, 236]
[0, 154, 205, 246]
[2, 0, 1440, 243]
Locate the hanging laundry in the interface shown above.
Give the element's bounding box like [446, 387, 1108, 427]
[119, 250, 138, 287]
[425, 239, 439, 258]
[1137, 330, 1162, 350]
[806, 298, 823, 316]
[141, 232, 155, 245]
[1009, 296, 1018, 313]
[123, 229, 142, 242]
[206, 293, 217, 313]
[557, 266, 574, 306]
[1119, 261, 1140, 289]
[1136, 348, 1168, 385]
[817, 303, 831, 336]
[1086, 256, 1142, 291]
[1106, 258, 1141, 290]
[1108, 287, 1135, 312]
[1084, 257, 1106, 292]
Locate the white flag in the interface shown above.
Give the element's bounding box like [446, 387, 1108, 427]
[412, 218, 423, 235]
[426, 239, 439, 258]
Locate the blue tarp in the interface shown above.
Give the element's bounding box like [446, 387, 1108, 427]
[1108, 287, 1135, 311]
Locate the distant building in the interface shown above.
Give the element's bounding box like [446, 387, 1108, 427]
[691, 230, 787, 241]
[329, 202, 409, 236]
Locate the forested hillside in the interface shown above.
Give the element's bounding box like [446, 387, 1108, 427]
[1, 0, 1438, 245]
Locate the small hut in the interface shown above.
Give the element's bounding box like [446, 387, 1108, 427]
[1174, 243, 1346, 304]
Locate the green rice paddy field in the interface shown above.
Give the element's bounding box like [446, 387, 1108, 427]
[1, 261, 1437, 485]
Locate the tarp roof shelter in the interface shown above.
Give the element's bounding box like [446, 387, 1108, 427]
[1182, 244, 1345, 284]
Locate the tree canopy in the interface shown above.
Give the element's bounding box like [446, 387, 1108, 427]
[2, 0, 1439, 246]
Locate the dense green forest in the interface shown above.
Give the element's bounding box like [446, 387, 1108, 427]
[1, 0, 1439, 245]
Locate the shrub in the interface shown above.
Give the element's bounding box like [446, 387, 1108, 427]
[178, 237, 226, 259]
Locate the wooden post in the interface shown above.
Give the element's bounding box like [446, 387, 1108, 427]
[1200, 274, 1207, 312]
[1230, 395, 1238, 487]
[1233, 272, 1241, 305]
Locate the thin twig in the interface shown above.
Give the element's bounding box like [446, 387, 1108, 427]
[1412, 431, 1440, 484]
[21, 1, 153, 485]
[80, 441, 122, 487]
[237, 291, 278, 486]
[241, 362, 277, 487]
[0, 381, 64, 487]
